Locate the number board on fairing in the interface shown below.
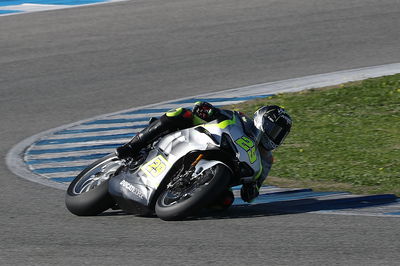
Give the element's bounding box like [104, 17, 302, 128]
[235, 136, 257, 164]
[141, 155, 169, 178]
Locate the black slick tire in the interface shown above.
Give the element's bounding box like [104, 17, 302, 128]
[65, 154, 117, 216]
[155, 164, 231, 221]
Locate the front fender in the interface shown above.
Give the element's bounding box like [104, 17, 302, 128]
[194, 159, 233, 176]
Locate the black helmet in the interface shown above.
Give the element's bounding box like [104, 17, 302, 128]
[193, 101, 219, 122]
[253, 105, 292, 150]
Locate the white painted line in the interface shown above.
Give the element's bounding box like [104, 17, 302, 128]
[0, 3, 70, 12]
[0, 0, 127, 17]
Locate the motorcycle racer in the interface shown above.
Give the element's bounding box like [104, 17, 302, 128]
[116, 101, 292, 206]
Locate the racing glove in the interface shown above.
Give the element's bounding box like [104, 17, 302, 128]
[115, 143, 135, 159]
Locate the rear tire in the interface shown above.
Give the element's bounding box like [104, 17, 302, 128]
[65, 154, 121, 216]
[155, 164, 231, 221]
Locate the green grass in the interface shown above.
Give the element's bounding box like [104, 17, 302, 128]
[227, 74, 400, 195]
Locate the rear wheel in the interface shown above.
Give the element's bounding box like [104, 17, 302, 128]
[65, 154, 122, 216]
[155, 164, 231, 221]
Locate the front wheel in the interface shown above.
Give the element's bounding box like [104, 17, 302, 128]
[65, 154, 122, 216]
[155, 164, 232, 221]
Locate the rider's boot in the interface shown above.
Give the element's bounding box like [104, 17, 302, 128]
[116, 118, 169, 159]
[240, 181, 260, 203]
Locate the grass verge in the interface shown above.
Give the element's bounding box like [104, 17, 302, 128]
[226, 74, 400, 196]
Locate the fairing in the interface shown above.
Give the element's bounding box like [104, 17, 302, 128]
[108, 112, 263, 214]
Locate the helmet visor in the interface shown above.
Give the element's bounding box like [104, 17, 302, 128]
[263, 118, 289, 146]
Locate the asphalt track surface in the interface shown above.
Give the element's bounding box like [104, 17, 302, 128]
[1, 0, 400, 265]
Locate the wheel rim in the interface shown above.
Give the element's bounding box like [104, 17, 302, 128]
[72, 157, 122, 195]
[160, 165, 217, 207]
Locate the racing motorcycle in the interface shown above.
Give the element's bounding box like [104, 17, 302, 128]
[65, 111, 266, 220]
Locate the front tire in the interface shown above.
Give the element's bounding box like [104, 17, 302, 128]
[155, 164, 231, 221]
[65, 154, 122, 216]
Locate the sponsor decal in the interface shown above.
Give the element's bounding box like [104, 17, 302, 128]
[120, 180, 144, 199]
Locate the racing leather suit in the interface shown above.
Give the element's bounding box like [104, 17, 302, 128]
[116, 103, 273, 203]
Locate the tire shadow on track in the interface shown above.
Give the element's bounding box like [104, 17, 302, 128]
[194, 194, 398, 220]
[94, 193, 398, 220]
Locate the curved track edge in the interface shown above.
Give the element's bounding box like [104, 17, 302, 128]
[6, 63, 400, 190]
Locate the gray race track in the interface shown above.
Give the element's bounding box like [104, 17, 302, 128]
[1, 0, 400, 264]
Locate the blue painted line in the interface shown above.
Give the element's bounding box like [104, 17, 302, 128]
[50, 177, 75, 182]
[257, 191, 348, 201]
[111, 97, 267, 116]
[118, 108, 170, 116]
[231, 191, 399, 216]
[235, 192, 398, 211]
[82, 117, 150, 125]
[297, 195, 399, 213]
[260, 188, 313, 195]
[27, 143, 120, 155]
[233, 191, 348, 205]
[232, 185, 313, 195]
[170, 95, 272, 105]
[0, 0, 108, 7]
[331, 194, 398, 203]
[35, 132, 134, 145]
[0, 9, 22, 14]
[42, 94, 266, 135]
[54, 124, 147, 135]
[25, 153, 109, 165]
[33, 165, 86, 174]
